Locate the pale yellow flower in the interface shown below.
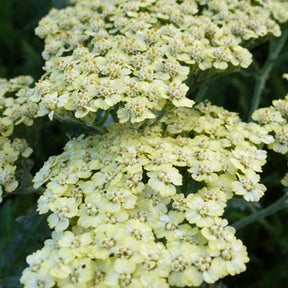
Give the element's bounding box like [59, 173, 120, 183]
[147, 165, 182, 197]
[232, 171, 266, 202]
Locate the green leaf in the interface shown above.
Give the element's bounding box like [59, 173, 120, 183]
[0, 0, 14, 24]
[0, 198, 51, 284]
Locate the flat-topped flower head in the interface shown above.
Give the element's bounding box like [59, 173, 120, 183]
[28, 0, 283, 126]
[21, 99, 274, 287]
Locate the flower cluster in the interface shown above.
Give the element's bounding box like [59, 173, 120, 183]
[262, 0, 288, 23]
[27, 0, 282, 125]
[0, 136, 33, 202]
[0, 76, 37, 137]
[252, 83, 288, 188]
[21, 102, 274, 287]
[12, 0, 288, 287]
[0, 76, 35, 201]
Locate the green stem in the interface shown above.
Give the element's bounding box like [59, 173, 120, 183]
[248, 30, 288, 121]
[55, 115, 106, 135]
[149, 103, 173, 127]
[232, 193, 288, 230]
[194, 85, 209, 103]
[98, 110, 111, 127]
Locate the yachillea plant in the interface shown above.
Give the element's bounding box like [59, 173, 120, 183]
[1, 0, 288, 287]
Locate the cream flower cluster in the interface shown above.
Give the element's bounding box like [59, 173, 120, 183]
[252, 95, 288, 155]
[21, 102, 274, 287]
[0, 136, 32, 202]
[0, 76, 38, 137]
[0, 76, 35, 201]
[252, 88, 288, 188]
[257, 0, 288, 23]
[27, 0, 282, 125]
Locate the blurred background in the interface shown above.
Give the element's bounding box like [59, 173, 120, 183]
[1, 0, 288, 287]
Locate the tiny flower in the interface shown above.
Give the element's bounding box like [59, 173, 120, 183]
[185, 194, 224, 227]
[147, 165, 182, 197]
[269, 125, 288, 154]
[48, 197, 79, 231]
[232, 171, 266, 202]
[213, 239, 249, 276]
[184, 246, 224, 285]
[167, 80, 194, 108]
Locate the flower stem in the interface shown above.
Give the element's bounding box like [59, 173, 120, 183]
[98, 110, 111, 127]
[55, 115, 106, 135]
[248, 30, 288, 121]
[194, 84, 209, 102]
[232, 193, 288, 230]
